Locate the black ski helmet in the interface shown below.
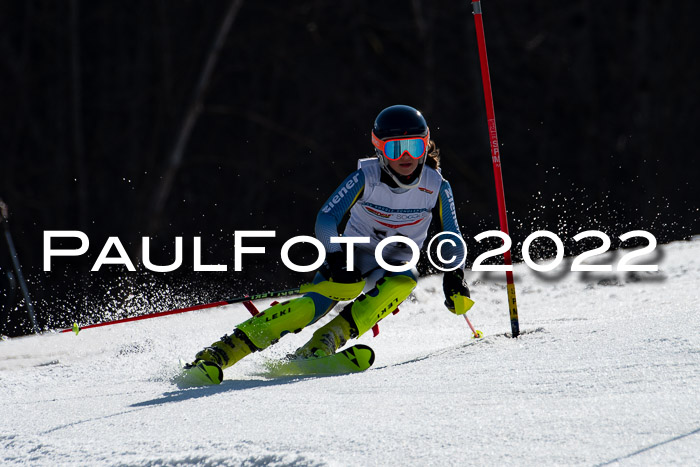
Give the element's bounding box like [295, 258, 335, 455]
[371, 105, 430, 189]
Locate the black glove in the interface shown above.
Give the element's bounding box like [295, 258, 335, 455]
[443, 268, 470, 312]
[325, 251, 362, 284]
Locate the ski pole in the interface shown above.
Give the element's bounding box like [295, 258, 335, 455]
[452, 294, 482, 338]
[471, 0, 520, 337]
[59, 287, 302, 333]
[59, 279, 366, 334]
[1, 201, 40, 334]
[463, 315, 483, 339]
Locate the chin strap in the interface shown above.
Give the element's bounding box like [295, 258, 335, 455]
[376, 152, 426, 190]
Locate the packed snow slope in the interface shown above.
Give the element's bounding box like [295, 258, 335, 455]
[1, 239, 699, 466]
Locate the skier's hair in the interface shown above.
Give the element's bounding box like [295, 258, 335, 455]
[425, 139, 440, 170]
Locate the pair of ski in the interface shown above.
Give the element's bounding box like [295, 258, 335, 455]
[177, 344, 375, 387]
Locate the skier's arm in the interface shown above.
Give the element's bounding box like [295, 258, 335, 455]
[437, 180, 472, 313]
[315, 170, 365, 254]
[436, 180, 466, 269]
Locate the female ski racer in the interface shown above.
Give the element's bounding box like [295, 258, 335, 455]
[185, 105, 472, 383]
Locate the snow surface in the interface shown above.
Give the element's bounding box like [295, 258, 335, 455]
[1, 239, 699, 466]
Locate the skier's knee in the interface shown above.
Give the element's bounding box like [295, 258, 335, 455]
[236, 296, 316, 350]
[341, 274, 417, 337]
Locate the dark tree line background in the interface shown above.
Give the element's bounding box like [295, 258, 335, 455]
[1, 0, 698, 336]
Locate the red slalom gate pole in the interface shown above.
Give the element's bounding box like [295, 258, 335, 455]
[471, 0, 520, 337]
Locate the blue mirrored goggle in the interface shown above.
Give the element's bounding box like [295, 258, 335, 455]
[381, 137, 427, 160]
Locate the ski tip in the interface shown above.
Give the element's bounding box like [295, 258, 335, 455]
[352, 344, 375, 367]
[174, 360, 223, 387]
[199, 361, 224, 384]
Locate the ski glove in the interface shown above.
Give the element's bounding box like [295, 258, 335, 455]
[326, 251, 362, 284]
[443, 268, 472, 314]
